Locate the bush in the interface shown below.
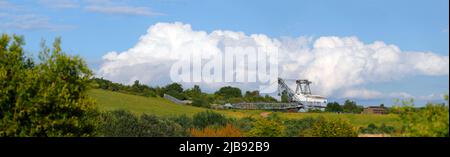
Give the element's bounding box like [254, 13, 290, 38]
[191, 95, 211, 108]
[359, 123, 396, 134]
[190, 124, 243, 137]
[170, 114, 193, 129]
[233, 116, 256, 133]
[284, 117, 317, 137]
[192, 110, 228, 129]
[97, 110, 140, 137]
[302, 117, 358, 137]
[248, 118, 285, 137]
[98, 110, 186, 137]
[138, 114, 185, 137]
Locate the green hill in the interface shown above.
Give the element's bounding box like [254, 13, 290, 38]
[88, 89, 400, 127]
[88, 89, 207, 117]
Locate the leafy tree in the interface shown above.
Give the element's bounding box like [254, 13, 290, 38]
[185, 85, 202, 98]
[394, 97, 449, 137]
[0, 34, 97, 137]
[215, 86, 242, 100]
[164, 83, 186, 100]
[343, 99, 362, 113]
[281, 90, 289, 103]
[325, 102, 343, 113]
[191, 94, 211, 108]
[165, 83, 183, 93]
[243, 90, 278, 103]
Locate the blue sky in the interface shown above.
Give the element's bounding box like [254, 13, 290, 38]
[1, 0, 448, 105]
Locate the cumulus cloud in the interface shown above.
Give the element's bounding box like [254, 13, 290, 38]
[98, 22, 449, 98]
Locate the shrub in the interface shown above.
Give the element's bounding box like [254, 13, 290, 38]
[359, 123, 396, 134]
[97, 110, 140, 137]
[170, 114, 193, 129]
[284, 117, 317, 137]
[302, 117, 358, 137]
[192, 110, 228, 129]
[190, 124, 243, 137]
[233, 116, 256, 133]
[191, 95, 211, 108]
[138, 114, 184, 137]
[248, 118, 285, 137]
[98, 110, 186, 137]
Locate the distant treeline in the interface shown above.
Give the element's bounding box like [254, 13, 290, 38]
[91, 78, 390, 113]
[91, 78, 278, 108]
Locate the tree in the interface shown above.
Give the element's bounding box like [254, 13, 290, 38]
[325, 102, 343, 113]
[281, 90, 289, 103]
[214, 86, 242, 100]
[184, 85, 202, 99]
[0, 34, 97, 136]
[343, 99, 362, 113]
[191, 94, 211, 108]
[165, 83, 183, 93]
[394, 96, 449, 137]
[164, 83, 186, 100]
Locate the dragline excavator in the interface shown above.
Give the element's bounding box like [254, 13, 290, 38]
[277, 78, 328, 111]
[230, 78, 327, 112]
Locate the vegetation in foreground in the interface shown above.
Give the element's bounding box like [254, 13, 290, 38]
[1, 34, 448, 137]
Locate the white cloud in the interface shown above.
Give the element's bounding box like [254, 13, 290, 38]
[341, 88, 384, 100]
[98, 22, 449, 98]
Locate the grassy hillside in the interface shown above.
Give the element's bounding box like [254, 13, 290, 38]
[88, 89, 206, 117]
[88, 89, 400, 127]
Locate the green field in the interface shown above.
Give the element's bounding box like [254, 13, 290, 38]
[88, 89, 400, 128]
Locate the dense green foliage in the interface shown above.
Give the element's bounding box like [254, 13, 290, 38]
[325, 102, 343, 113]
[92, 78, 158, 97]
[0, 34, 96, 137]
[92, 78, 279, 109]
[192, 110, 229, 129]
[284, 117, 317, 137]
[302, 117, 358, 137]
[393, 97, 449, 137]
[97, 110, 186, 137]
[343, 100, 364, 114]
[214, 86, 242, 100]
[359, 123, 395, 134]
[248, 118, 285, 137]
